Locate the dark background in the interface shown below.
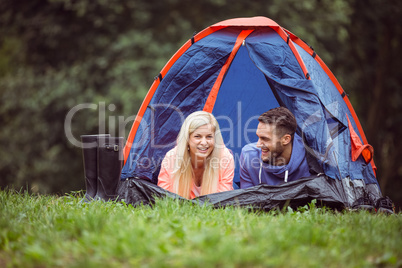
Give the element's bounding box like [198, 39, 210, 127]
[1, 0, 401, 211]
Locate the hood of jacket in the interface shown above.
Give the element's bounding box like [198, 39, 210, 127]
[260, 133, 306, 179]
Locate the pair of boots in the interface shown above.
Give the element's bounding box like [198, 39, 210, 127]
[81, 134, 124, 202]
[351, 190, 395, 214]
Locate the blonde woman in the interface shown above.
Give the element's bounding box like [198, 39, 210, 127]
[158, 111, 234, 199]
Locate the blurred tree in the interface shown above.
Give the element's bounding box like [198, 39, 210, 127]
[345, 0, 402, 206]
[0, 0, 155, 192]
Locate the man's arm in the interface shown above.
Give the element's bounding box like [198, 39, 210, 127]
[157, 152, 174, 192]
[239, 150, 255, 189]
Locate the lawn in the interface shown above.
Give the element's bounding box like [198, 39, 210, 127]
[1, 189, 401, 268]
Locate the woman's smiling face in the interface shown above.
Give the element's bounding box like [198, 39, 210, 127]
[188, 124, 215, 161]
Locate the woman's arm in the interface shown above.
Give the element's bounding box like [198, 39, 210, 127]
[157, 151, 175, 192]
[217, 149, 235, 192]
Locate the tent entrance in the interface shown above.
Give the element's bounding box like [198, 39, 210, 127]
[212, 45, 279, 185]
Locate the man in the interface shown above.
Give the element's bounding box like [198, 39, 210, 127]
[240, 107, 311, 189]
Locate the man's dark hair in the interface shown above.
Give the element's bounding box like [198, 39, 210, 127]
[258, 107, 297, 139]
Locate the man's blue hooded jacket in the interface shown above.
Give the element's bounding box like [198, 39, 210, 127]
[239, 134, 311, 188]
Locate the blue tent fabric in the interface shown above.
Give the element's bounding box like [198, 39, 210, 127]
[120, 18, 381, 209]
[266, 79, 345, 180]
[294, 43, 377, 185]
[244, 31, 345, 180]
[245, 29, 306, 81]
[243, 29, 377, 185]
[121, 29, 243, 182]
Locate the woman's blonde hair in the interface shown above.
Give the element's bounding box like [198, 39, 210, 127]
[173, 111, 225, 199]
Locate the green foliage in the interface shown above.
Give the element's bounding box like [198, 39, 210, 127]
[339, 0, 402, 207]
[1, 190, 401, 267]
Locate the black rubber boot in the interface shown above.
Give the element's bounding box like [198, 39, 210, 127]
[95, 136, 124, 201]
[80, 134, 110, 202]
[351, 190, 376, 212]
[375, 196, 395, 214]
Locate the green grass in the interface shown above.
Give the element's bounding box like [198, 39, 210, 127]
[1, 190, 401, 268]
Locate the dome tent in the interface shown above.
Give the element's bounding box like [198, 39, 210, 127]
[118, 17, 385, 211]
